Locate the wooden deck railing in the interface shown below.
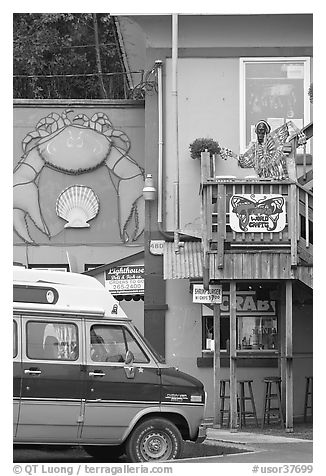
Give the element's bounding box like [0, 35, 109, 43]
[200, 155, 313, 271]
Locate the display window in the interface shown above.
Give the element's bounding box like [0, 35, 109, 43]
[239, 57, 311, 152]
[202, 290, 278, 352]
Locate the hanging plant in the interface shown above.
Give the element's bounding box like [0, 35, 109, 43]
[189, 137, 221, 160]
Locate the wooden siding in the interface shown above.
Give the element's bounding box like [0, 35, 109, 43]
[163, 243, 312, 287]
[209, 251, 294, 280]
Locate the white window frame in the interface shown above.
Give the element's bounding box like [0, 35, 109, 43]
[239, 57, 311, 153]
[29, 265, 68, 272]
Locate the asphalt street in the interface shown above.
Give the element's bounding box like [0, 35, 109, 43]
[13, 441, 240, 464]
[13, 438, 313, 464]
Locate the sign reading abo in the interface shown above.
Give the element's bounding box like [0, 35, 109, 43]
[193, 284, 222, 304]
[229, 194, 286, 233]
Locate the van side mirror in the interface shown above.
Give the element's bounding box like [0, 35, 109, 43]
[125, 350, 134, 366]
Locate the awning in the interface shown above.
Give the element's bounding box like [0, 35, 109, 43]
[163, 241, 202, 280]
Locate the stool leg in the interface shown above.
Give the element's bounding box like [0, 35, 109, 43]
[266, 381, 272, 425]
[276, 380, 284, 428]
[238, 382, 245, 428]
[261, 381, 268, 429]
[248, 381, 259, 427]
[220, 381, 225, 427]
[310, 379, 313, 418]
[304, 377, 309, 422]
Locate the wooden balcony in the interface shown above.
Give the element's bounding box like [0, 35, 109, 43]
[200, 149, 313, 287]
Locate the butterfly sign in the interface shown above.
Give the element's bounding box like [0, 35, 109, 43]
[229, 194, 286, 233]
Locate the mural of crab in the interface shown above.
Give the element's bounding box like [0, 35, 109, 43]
[13, 109, 145, 244]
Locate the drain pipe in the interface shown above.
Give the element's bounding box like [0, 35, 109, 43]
[172, 13, 181, 253]
[156, 60, 164, 227]
[156, 59, 175, 242]
[155, 20, 199, 244]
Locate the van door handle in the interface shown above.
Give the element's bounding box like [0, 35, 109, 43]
[24, 369, 42, 375]
[89, 371, 106, 377]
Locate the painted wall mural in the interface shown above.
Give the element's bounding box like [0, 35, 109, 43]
[13, 110, 145, 244]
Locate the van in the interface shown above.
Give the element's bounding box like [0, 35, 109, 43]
[13, 267, 206, 462]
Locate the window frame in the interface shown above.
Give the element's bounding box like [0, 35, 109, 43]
[88, 323, 150, 365]
[239, 56, 311, 153]
[25, 319, 79, 361]
[28, 264, 69, 272]
[13, 319, 18, 358]
[201, 297, 279, 354]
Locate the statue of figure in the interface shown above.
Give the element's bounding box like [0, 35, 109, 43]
[220, 119, 306, 180]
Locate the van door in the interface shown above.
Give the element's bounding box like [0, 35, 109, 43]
[16, 316, 83, 442]
[81, 322, 161, 443]
[13, 317, 21, 438]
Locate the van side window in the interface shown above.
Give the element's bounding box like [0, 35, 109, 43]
[90, 325, 149, 364]
[13, 320, 18, 358]
[26, 321, 78, 361]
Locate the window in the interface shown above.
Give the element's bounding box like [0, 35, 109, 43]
[237, 316, 278, 350]
[202, 290, 278, 352]
[28, 265, 69, 272]
[203, 314, 230, 351]
[26, 321, 78, 360]
[240, 57, 311, 152]
[90, 325, 149, 364]
[13, 320, 18, 358]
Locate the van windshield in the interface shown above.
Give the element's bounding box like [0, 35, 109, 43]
[133, 326, 165, 364]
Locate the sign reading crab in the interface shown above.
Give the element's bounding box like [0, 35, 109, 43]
[229, 194, 286, 233]
[13, 110, 145, 244]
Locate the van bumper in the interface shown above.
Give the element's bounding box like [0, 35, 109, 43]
[195, 424, 207, 443]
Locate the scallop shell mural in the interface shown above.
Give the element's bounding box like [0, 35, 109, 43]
[56, 185, 100, 228]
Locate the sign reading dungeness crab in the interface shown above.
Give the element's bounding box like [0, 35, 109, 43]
[229, 194, 286, 233]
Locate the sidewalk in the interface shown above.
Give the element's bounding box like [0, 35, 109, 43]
[201, 426, 313, 463]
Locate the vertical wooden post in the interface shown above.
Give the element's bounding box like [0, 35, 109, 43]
[289, 184, 298, 267]
[213, 303, 221, 427]
[279, 284, 286, 413]
[285, 280, 294, 432]
[201, 182, 209, 290]
[217, 184, 226, 269]
[229, 281, 238, 429]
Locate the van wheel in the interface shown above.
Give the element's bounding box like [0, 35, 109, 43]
[84, 445, 124, 461]
[126, 418, 183, 462]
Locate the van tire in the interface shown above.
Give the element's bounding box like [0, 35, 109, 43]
[125, 418, 183, 462]
[83, 445, 124, 461]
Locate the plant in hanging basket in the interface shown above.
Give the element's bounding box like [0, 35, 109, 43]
[189, 137, 221, 160]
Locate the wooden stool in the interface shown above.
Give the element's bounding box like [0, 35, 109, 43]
[303, 376, 313, 422]
[238, 379, 259, 428]
[261, 377, 284, 428]
[220, 379, 231, 427]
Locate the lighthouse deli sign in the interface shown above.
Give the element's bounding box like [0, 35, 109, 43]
[229, 194, 286, 233]
[105, 266, 144, 295]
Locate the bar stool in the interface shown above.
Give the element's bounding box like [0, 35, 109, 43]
[238, 379, 259, 428]
[261, 377, 284, 428]
[303, 376, 313, 422]
[220, 379, 231, 427]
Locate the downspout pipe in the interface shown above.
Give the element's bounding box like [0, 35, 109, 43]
[156, 60, 164, 226]
[156, 60, 199, 243]
[172, 13, 181, 253]
[155, 20, 199, 244]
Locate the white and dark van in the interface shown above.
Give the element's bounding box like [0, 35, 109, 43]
[13, 267, 206, 462]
